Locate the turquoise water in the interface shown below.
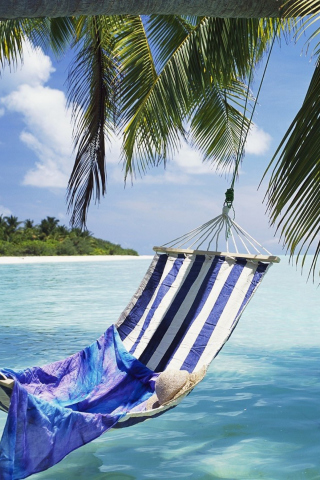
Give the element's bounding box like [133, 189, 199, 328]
[0, 257, 319, 479]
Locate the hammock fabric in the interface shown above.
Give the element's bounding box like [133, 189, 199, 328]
[0, 252, 271, 479]
[117, 253, 270, 372]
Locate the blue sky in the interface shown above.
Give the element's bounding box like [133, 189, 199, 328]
[0, 32, 317, 254]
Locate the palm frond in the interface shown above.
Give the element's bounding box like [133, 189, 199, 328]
[117, 15, 209, 178]
[67, 16, 120, 227]
[25, 17, 75, 57]
[263, 58, 320, 279]
[189, 80, 251, 171]
[145, 15, 201, 73]
[285, 0, 320, 55]
[118, 16, 287, 179]
[0, 17, 75, 69]
[114, 15, 158, 129]
[0, 20, 25, 67]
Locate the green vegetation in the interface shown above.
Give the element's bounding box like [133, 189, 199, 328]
[0, 215, 138, 256]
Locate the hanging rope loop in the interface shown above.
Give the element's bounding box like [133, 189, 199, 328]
[224, 187, 234, 208]
[223, 27, 278, 215]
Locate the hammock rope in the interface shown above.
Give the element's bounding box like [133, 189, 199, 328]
[228, 28, 278, 209]
[157, 29, 279, 259]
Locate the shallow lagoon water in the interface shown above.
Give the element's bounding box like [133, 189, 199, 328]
[0, 256, 319, 479]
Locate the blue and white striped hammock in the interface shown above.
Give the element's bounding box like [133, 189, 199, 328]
[0, 210, 279, 479]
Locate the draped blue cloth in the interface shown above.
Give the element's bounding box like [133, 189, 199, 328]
[0, 325, 157, 480]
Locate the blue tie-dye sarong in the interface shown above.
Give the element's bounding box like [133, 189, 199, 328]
[0, 325, 157, 480]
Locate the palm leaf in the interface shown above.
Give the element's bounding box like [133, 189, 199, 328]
[117, 16, 286, 178]
[25, 17, 75, 57]
[145, 15, 202, 73]
[263, 58, 320, 279]
[66, 16, 120, 227]
[0, 19, 25, 67]
[189, 80, 251, 171]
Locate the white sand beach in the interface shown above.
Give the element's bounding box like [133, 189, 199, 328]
[0, 255, 153, 264]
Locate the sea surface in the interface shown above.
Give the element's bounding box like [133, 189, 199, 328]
[0, 256, 319, 480]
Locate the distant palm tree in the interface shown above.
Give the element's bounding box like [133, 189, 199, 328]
[24, 219, 34, 229]
[4, 215, 21, 231]
[3, 215, 22, 241]
[39, 216, 60, 236]
[56, 225, 70, 238]
[0, 215, 6, 240]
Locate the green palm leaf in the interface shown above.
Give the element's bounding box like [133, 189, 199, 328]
[189, 80, 251, 170]
[264, 58, 320, 279]
[285, 0, 320, 54]
[0, 17, 74, 68]
[118, 16, 285, 178]
[0, 20, 25, 67]
[146, 15, 201, 73]
[66, 16, 120, 227]
[26, 17, 75, 56]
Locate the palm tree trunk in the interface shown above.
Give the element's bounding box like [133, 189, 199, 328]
[0, 0, 291, 19]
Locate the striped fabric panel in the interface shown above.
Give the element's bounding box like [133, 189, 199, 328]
[165, 257, 239, 371]
[139, 254, 209, 368]
[131, 255, 194, 358]
[192, 260, 270, 370]
[119, 254, 185, 353]
[116, 254, 167, 341]
[146, 256, 226, 372]
[116, 254, 270, 374]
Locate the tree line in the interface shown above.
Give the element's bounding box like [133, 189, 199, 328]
[0, 215, 138, 256]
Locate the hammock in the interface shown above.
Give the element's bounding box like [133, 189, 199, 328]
[0, 207, 279, 480]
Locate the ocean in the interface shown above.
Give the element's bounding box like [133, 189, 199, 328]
[0, 256, 319, 479]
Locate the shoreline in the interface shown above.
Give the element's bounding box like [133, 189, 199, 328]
[0, 255, 153, 264]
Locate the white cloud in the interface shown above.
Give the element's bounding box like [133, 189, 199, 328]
[20, 132, 70, 187]
[172, 143, 216, 176]
[1, 57, 73, 188]
[0, 108, 4, 117]
[245, 124, 272, 155]
[0, 205, 12, 216]
[0, 41, 55, 95]
[124, 141, 223, 187]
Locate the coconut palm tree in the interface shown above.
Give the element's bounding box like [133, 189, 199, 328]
[0, 15, 279, 224]
[39, 216, 60, 237]
[24, 219, 34, 229]
[3, 215, 22, 241]
[3, 8, 320, 278]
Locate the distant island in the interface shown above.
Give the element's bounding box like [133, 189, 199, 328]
[0, 215, 138, 256]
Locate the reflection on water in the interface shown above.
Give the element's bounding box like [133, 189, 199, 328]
[0, 258, 319, 479]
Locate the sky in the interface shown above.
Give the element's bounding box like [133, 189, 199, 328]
[0, 30, 317, 255]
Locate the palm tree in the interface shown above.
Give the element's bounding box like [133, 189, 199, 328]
[1, 15, 277, 225]
[71, 16, 284, 226]
[39, 216, 60, 237]
[3, 215, 22, 241]
[0, 1, 287, 19]
[2, 8, 320, 277]
[0, 214, 6, 240]
[4, 215, 22, 232]
[24, 219, 34, 229]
